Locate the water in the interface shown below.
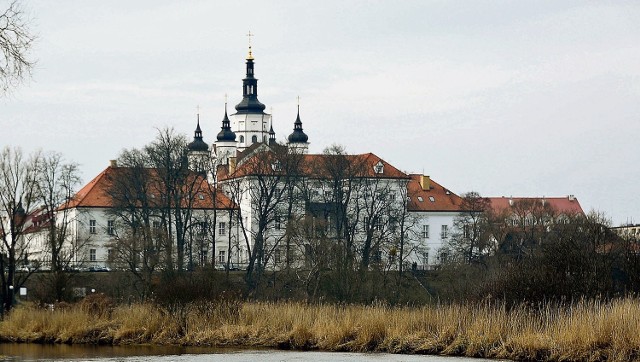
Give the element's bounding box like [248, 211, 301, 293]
[0, 344, 500, 362]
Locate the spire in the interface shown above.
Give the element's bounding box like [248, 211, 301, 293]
[217, 100, 237, 142]
[235, 32, 266, 114]
[246, 31, 254, 60]
[288, 98, 309, 144]
[269, 124, 276, 145]
[188, 111, 209, 152]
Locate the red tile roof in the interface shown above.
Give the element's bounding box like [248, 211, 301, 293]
[222, 150, 408, 181]
[62, 166, 235, 210]
[406, 174, 465, 212]
[487, 196, 584, 215]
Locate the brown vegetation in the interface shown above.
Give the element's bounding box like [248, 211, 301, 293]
[1, 298, 640, 361]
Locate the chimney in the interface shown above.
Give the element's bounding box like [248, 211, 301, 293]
[229, 157, 237, 174]
[419, 175, 430, 191]
[109, 160, 117, 167]
[568, 194, 576, 201]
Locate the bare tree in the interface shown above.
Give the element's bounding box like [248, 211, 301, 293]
[303, 145, 368, 300]
[0, 146, 39, 312]
[221, 144, 302, 292]
[35, 151, 81, 301]
[107, 148, 164, 297]
[389, 182, 419, 281]
[1, 0, 35, 95]
[447, 192, 491, 264]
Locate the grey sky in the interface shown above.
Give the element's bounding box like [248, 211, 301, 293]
[2, 0, 639, 225]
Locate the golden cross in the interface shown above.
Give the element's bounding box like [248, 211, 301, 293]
[246, 31, 254, 47]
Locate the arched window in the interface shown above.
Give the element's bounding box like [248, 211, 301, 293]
[239, 135, 245, 143]
[252, 135, 258, 143]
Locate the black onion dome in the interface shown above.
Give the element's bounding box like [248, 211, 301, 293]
[235, 50, 267, 114]
[217, 109, 237, 142]
[288, 111, 308, 143]
[188, 118, 209, 151]
[235, 94, 266, 114]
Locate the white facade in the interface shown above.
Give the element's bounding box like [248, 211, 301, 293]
[231, 112, 273, 152]
[407, 211, 459, 269]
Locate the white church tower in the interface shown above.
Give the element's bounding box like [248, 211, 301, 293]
[229, 40, 273, 152]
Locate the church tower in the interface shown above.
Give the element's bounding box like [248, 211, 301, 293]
[230, 35, 273, 152]
[187, 113, 210, 173]
[215, 102, 237, 165]
[287, 103, 309, 154]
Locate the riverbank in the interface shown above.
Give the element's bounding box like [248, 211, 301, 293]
[1, 298, 639, 361]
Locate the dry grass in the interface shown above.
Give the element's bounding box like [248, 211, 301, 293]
[2, 298, 640, 361]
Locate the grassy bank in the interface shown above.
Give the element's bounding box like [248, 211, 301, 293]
[1, 298, 639, 361]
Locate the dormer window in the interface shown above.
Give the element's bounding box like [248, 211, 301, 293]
[271, 160, 282, 172]
[429, 196, 435, 202]
[373, 161, 384, 174]
[417, 196, 424, 202]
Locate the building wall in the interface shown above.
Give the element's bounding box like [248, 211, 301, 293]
[406, 211, 460, 268]
[231, 113, 272, 151]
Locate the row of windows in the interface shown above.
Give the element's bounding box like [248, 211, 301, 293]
[421, 225, 449, 239]
[89, 248, 115, 262]
[237, 135, 268, 144]
[91, 218, 451, 240]
[90, 220, 235, 236]
[89, 220, 115, 235]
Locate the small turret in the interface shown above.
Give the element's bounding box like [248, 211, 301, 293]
[214, 101, 238, 166]
[217, 105, 236, 142]
[187, 113, 210, 173]
[187, 114, 209, 152]
[287, 101, 309, 154]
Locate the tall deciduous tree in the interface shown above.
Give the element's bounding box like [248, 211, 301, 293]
[1, 0, 35, 95]
[35, 151, 81, 301]
[448, 191, 490, 264]
[0, 146, 39, 312]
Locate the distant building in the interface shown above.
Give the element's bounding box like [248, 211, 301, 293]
[12, 45, 585, 272]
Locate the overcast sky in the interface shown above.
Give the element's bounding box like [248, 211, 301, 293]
[2, 0, 639, 225]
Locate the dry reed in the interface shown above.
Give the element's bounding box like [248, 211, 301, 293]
[1, 298, 640, 361]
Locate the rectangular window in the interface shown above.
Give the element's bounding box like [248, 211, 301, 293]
[153, 221, 161, 229]
[107, 249, 114, 261]
[441, 225, 449, 239]
[107, 220, 115, 235]
[463, 224, 470, 239]
[89, 220, 96, 234]
[422, 225, 430, 239]
[218, 250, 226, 264]
[218, 222, 226, 235]
[89, 249, 96, 262]
[275, 215, 282, 230]
[199, 221, 208, 235]
[274, 249, 281, 264]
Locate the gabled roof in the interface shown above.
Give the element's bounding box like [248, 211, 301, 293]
[406, 174, 464, 212]
[222, 147, 408, 181]
[62, 166, 235, 210]
[22, 207, 53, 234]
[487, 196, 584, 215]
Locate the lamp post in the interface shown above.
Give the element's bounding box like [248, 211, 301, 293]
[8, 285, 14, 306]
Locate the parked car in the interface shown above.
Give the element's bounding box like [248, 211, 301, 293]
[88, 266, 111, 272]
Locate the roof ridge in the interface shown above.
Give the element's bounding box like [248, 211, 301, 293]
[67, 166, 110, 208]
